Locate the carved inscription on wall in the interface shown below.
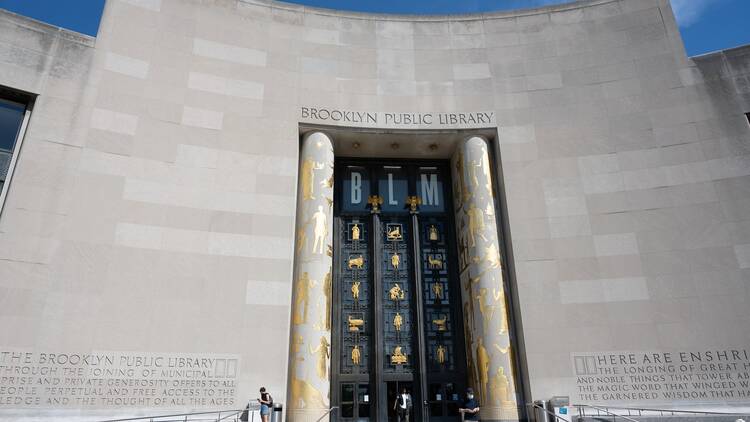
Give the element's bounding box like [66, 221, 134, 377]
[573, 349, 750, 403]
[0, 350, 239, 408]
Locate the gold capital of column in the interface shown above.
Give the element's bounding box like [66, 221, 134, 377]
[287, 131, 334, 422]
[452, 136, 519, 421]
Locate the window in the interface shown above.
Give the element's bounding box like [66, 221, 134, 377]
[0, 89, 33, 214]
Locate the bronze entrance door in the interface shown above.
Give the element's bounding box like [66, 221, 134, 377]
[331, 160, 468, 422]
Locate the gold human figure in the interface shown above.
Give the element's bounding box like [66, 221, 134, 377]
[296, 228, 306, 256]
[391, 252, 401, 270]
[352, 345, 361, 365]
[493, 284, 508, 334]
[311, 205, 327, 254]
[470, 159, 481, 188]
[436, 345, 446, 364]
[393, 312, 403, 331]
[351, 224, 360, 241]
[301, 158, 324, 200]
[323, 269, 332, 331]
[476, 338, 490, 403]
[490, 366, 512, 406]
[476, 288, 496, 331]
[351, 281, 361, 300]
[321, 174, 333, 189]
[432, 282, 443, 300]
[467, 203, 485, 247]
[485, 244, 501, 269]
[389, 283, 404, 301]
[308, 336, 330, 381]
[429, 225, 439, 241]
[391, 346, 407, 365]
[293, 272, 316, 324]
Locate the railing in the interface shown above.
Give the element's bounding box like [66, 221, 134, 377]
[573, 404, 750, 422]
[574, 404, 750, 418]
[98, 406, 257, 422]
[574, 404, 641, 422]
[314, 406, 338, 422]
[530, 401, 572, 422]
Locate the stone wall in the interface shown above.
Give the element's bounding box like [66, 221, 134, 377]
[0, 0, 748, 419]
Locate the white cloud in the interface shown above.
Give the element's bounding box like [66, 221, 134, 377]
[670, 0, 721, 27]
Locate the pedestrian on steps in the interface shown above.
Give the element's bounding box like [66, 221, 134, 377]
[258, 387, 273, 422]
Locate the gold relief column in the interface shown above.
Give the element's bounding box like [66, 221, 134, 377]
[286, 131, 334, 422]
[452, 136, 519, 421]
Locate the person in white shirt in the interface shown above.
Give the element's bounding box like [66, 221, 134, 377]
[393, 387, 412, 422]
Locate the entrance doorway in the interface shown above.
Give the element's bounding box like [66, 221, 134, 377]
[331, 160, 468, 421]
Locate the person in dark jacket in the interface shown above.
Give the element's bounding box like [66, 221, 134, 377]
[459, 387, 480, 421]
[393, 387, 412, 422]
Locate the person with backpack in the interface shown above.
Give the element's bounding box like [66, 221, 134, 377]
[257, 387, 273, 422]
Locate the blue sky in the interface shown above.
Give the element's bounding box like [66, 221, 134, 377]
[0, 0, 747, 56]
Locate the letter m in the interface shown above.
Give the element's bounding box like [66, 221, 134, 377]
[421, 174, 439, 206]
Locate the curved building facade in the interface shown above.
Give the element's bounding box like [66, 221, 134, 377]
[0, 0, 749, 420]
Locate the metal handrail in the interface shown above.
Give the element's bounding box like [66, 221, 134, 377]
[99, 408, 252, 422]
[575, 404, 750, 416]
[573, 404, 640, 422]
[530, 402, 571, 422]
[313, 406, 339, 422]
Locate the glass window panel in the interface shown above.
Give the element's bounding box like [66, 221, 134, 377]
[0, 98, 24, 152]
[342, 403, 354, 418]
[341, 383, 355, 402]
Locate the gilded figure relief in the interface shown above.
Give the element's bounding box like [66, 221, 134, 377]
[393, 312, 403, 331]
[467, 203, 485, 247]
[386, 225, 402, 240]
[351, 345, 361, 365]
[429, 225, 439, 241]
[427, 255, 442, 269]
[348, 315, 364, 332]
[391, 252, 401, 270]
[301, 158, 324, 200]
[351, 224, 360, 241]
[293, 272, 316, 325]
[436, 345, 446, 364]
[432, 282, 443, 300]
[323, 269, 331, 331]
[476, 337, 490, 403]
[311, 205, 328, 254]
[309, 336, 330, 380]
[391, 346, 407, 365]
[289, 356, 328, 410]
[406, 195, 421, 213]
[476, 288, 496, 332]
[389, 283, 405, 301]
[347, 255, 364, 269]
[490, 366, 512, 406]
[484, 244, 501, 269]
[432, 315, 447, 332]
[367, 195, 383, 212]
[351, 281, 361, 300]
[296, 228, 306, 256]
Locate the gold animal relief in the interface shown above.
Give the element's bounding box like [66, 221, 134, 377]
[348, 255, 364, 269]
[348, 315, 364, 332]
[427, 255, 442, 269]
[386, 224, 402, 240]
[432, 316, 447, 331]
